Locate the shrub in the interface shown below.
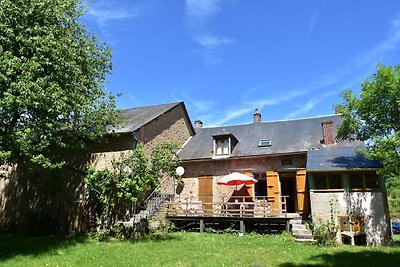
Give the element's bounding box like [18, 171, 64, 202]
[308, 198, 339, 246]
[308, 219, 338, 246]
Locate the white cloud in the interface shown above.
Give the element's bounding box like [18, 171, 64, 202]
[86, 0, 139, 24]
[307, 0, 327, 36]
[351, 13, 400, 68]
[185, 0, 234, 64]
[199, 13, 400, 126]
[285, 92, 336, 119]
[208, 91, 305, 126]
[184, 96, 217, 113]
[193, 34, 234, 49]
[185, 0, 222, 20]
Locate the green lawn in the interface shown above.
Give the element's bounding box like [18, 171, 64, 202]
[1, 233, 399, 267]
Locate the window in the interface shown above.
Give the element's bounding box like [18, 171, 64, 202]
[349, 172, 380, 190]
[212, 133, 238, 158]
[365, 173, 380, 188]
[254, 173, 267, 196]
[259, 139, 271, 147]
[215, 138, 229, 155]
[314, 173, 343, 190]
[349, 173, 363, 189]
[281, 159, 293, 166]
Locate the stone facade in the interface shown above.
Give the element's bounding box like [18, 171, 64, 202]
[310, 191, 392, 246]
[178, 154, 307, 210]
[0, 102, 194, 235]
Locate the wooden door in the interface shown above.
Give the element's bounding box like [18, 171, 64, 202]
[266, 171, 280, 213]
[296, 169, 310, 215]
[198, 176, 213, 213]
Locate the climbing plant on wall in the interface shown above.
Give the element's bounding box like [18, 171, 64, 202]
[85, 143, 181, 232]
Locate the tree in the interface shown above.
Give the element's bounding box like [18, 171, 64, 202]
[85, 143, 180, 233]
[0, 0, 118, 170]
[335, 64, 400, 210]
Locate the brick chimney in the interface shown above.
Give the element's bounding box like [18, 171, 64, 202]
[253, 109, 261, 123]
[194, 120, 203, 128]
[321, 121, 335, 145]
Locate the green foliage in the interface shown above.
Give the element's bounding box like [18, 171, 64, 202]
[85, 143, 180, 232]
[387, 176, 400, 215]
[85, 168, 119, 230]
[204, 224, 239, 235]
[336, 64, 400, 175]
[308, 199, 338, 246]
[308, 219, 338, 247]
[335, 64, 400, 211]
[0, 0, 118, 170]
[167, 222, 179, 233]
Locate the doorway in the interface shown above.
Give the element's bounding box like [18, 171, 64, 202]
[280, 176, 296, 213]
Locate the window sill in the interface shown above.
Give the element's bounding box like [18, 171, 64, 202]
[312, 189, 345, 193]
[212, 155, 230, 160]
[348, 188, 381, 192]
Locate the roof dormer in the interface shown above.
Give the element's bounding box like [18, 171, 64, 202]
[212, 132, 238, 159]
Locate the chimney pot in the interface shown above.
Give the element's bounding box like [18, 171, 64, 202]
[194, 120, 203, 128]
[253, 109, 261, 123]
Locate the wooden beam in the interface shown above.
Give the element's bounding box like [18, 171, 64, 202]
[240, 220, 245, 235]
[199, 219, 204, 233]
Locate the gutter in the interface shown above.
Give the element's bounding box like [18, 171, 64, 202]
[180, 151, 308, 163]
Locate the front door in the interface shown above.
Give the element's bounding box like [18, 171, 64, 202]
[198, 176, 213, 212]
[280, 176, 296, 213]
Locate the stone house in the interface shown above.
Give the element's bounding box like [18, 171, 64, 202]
[175, 110, 391, 245]
[0, 101, 194, 234]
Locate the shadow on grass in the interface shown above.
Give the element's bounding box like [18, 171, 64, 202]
[0, 232, 180, 262]
[279, 250, 400, 267]
[125, 232, 181, 244]
[0, 234, 89, 262]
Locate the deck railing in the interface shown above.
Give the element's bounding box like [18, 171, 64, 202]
[167, 195, 288, 218]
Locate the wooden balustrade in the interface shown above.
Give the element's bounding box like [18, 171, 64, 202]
[167, 195, 288, 218]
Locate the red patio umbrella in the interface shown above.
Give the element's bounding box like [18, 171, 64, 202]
[217, 172, 258, 188]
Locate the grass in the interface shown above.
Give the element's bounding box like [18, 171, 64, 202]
[0, 233, 400, 267]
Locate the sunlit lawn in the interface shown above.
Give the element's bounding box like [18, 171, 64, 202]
[1, 233, 399, 267]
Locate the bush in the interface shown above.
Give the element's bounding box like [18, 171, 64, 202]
[308, 219, 338, 247]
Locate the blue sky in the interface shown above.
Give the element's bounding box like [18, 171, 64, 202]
[82, 0, 400, 127]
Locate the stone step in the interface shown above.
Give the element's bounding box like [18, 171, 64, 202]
[292, 228, 313, 236]
[292, 224, 310, 231]
[294, 238, 317, 243]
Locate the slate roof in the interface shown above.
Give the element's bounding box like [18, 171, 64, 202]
[178, 114, 362, 161]
[307, 146, 382, 171]
[114, 102, 192, 134]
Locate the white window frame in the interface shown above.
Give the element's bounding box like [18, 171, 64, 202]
[213, 137, 231, 159]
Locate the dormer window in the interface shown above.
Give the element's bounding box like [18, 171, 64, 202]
[212, 133, 238, 159]
[216, 139, 229, 155]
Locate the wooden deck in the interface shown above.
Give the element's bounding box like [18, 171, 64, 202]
[166, 196, 294, 233]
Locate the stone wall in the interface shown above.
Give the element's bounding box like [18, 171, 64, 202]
[178, 154, 306, 205]
[139, 103, 193, 156]
[0, 103, 194, 234]
[310, 191, 392, 245]
[181, 154, 306, 178]
[89, 133, 136, 170]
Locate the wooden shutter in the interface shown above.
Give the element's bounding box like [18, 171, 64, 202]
[198, 176, 213, 212]
[245, 172, 254, 197]
[296, 169, 310, 215]
[266, 171, 280, 213]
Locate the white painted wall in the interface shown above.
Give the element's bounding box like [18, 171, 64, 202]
[310, 191, 392, 246]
